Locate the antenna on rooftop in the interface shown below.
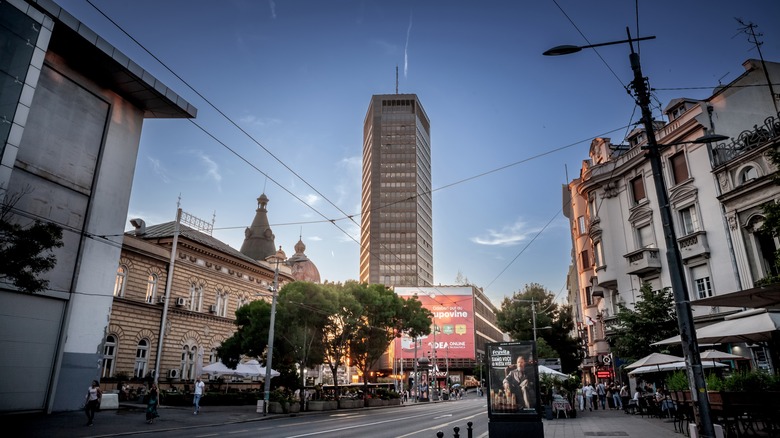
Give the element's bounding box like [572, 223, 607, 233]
[395, 66, 399, 94]
[736, 19, 778, 112]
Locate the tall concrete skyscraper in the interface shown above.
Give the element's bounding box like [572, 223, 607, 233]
[360, 94, 433, 286]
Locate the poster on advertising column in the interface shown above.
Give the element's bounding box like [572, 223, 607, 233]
[486, 341, 541, 420]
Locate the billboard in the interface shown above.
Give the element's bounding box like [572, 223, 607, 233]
[394, 287, 475, 360]
[486, 341, 541, 419]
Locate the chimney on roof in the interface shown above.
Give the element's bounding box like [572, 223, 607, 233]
[129, 218, 146, 235]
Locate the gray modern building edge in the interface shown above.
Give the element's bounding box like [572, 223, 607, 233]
[0, 0, 195, 412]
[360, 94, 433, 287]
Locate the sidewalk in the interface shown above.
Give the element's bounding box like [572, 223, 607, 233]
[11, 401, 681, 438]
[545, 408, 680, 438]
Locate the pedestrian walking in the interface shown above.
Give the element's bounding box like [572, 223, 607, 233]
[611, 383, 623, 410]
[84, 380, 102, 426]
[583, 383, 595, 411]
[596, 381, 607, 410]
[145, 383, 159, 424]
[620, 383, 630, 413]
[193, 377, 205, 414]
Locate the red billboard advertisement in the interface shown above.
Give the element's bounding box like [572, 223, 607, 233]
[394, 287, 475, 361]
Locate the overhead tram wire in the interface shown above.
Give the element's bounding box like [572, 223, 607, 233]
[83, 0, 473, 291]
[85, 1, 359, 230]
[551, 0, 629, 91]
[83, 1, 636, 299]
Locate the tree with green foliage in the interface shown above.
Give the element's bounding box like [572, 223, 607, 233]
[217, 299, 272, 368]
[276, 281, 334, 408]
[496, 283, 582, 373]
[0, 188, 63, 293]
[609, 282, 680, 362]
[346, 282, 432, 400]
[219, 282, 338, 393]
[320, 282, 362, 398]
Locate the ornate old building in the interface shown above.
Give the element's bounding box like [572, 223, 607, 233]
[104, 194, 321, 389]
[564, 59, 780, 381]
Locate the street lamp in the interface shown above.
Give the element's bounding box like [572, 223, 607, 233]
[544, 28, 726, 438]
[513, 299, 541, 342]
[262, 246, 286, 416]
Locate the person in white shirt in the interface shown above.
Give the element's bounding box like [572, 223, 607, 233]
[583, 383, 595, 411]
[193, 377, 206, 414]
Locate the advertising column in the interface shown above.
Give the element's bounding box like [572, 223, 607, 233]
[486, 341, 543, 438]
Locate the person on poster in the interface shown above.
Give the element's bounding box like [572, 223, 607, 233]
[502, 354, 534, 410]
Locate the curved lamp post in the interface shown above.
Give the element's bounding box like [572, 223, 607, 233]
[545, 28, 728, 438]
[262, 246, 286, 416]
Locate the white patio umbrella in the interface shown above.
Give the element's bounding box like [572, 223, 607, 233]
[624, 353, 685, 370]
[654, 309, 780, 345]
[699, 350, 747, 361]
[203, 360, 280, 393]
[239, 359, 280, 378]
[538, 365, 568, 380]
[699, 350, 747, 369]
[628, 361, 727, 376]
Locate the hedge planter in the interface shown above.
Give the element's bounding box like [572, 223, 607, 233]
[339, 399, 364, 409]
[366, 399, 386, 407]
[387, 399, 401, 406]
[268, 402, 286, 414]
[308, 400, 338, 411]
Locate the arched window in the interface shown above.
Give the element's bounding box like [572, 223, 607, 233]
[181, 344, 197, 380]
[739, 166, 758, 185]
[189, 283, 203, 311]
[215, 292, 229, 317]
[102, 335, 117, 378]
[134, 339, 150, 378]
[113, 265, 127, 297]
[145, 274, 158, 303]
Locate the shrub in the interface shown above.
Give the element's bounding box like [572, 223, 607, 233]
[705, 374, 724, 392]
[723, 370, 774, 392]
[666, 370, 689, 391]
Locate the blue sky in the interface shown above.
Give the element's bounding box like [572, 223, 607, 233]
[57, 0, 780, 304]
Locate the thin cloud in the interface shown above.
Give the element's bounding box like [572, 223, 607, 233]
[471, 219, 541, 246]
[147, 156, 170, 183]
[304, 193, 320, 206]
[190, 150, 222, 183]
[334, 155, 362, 206]
[404, 11, 413, 78]
[372, 38, 397, 55]
[269, 0, 276, 19]
[239, 114, 282, 127]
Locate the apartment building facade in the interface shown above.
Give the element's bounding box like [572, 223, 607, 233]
[564, 59, 780, 380]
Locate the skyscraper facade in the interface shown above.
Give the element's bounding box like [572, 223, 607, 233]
[360, 94, 433, 286]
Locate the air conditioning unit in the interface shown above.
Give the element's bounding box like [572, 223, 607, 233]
[209, 304, 217, 313]
[168, 369, 180, 379]
[158, 296, 166, 304]
[176, 297, 186, 307]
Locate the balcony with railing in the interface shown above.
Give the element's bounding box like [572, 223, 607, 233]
[711, 112, 780, 168]
[624, 247, 662, 275]
[677, 231, 709, 261]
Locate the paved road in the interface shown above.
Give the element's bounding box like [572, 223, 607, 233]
[11, 398, 681, 438]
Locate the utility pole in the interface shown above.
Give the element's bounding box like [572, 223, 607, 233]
[543, 28, 716, 437]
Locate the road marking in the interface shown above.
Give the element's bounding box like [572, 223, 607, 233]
[434, 414, 452, 419]
[284, 410, 445, 438]
[227, 430, 249, 434]
[396, 412, 483, 438]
